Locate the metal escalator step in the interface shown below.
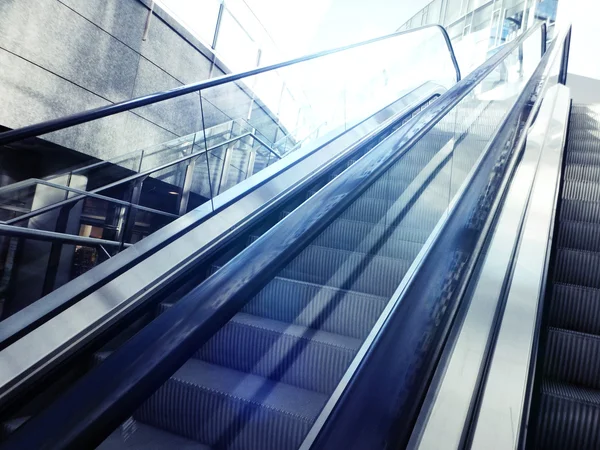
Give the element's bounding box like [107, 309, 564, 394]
[562, 180, 600, 203]
[243, 277, 387, 339]
[572, 104, 600, 115]
[134, 360, 327, 450]
[312, 218, 424, 260]
[550, 283, 600, 335]
[557, 221, 600, 252]
[341, 185, 449, 225]
[570, 114, 600, 131]
[564, 164, 600, 182]
[564, 151, 600, 166]
[554, 248, 600, 289]
[568, 129, 600, 150]
[544, 328, 600, 389]
[559, 199, 600, 224]
[386, 148, 442, 180]
[534, 381, 600, 450]
[358, 175, 421, 201]
[195, 312, 360, 394]
[100, 422, 211, 449]
[279, 244, 411, 298]
[311, 175, 415, 202]
[160, 277, 387, 340]
[340, 196, 392, 223]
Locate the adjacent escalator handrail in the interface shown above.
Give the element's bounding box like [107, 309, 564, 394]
[0, 25, 460, 147]
[0, 24, 543, 450]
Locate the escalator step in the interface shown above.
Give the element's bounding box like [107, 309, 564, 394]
[279, 244, 411, 297]
[562, 180, 600, 204]
[134, 360, 327, 450]
[544, 327, 600, 389]
[557, 221, 600, 252]
[195, 312, 360, 394]
[100, 422, 211, 449]
[312, 217, 425, 260]
[567, 129, 600, 150]
[550, 283, 600, 335]
[559, 199, 600, 224]
[569, 113, 600, 131]
[243, 277, 387, 339]
[352, 176, 417, 201]
[553, 248, 600, 289]
[564, 164, 600, 183]
[564, 151, 600, 167]
[535, 381, 600, 450]
[341, 184, 449, 225]
[311, 175, 415, 202]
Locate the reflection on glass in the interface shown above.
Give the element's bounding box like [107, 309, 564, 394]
[202, 26, 457, 169]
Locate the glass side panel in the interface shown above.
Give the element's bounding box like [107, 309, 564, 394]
[201, 26, 457, 163]
[0, 26, 461, 342]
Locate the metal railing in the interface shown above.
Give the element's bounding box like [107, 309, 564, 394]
[0, 24, 460, 148]
[0, 24, 548, 450]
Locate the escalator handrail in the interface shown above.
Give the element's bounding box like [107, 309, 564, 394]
[0, 25, 460, 147]
[0, 24, 544, 450]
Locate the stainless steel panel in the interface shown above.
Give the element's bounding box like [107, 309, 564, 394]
[469, 84, 570, 450]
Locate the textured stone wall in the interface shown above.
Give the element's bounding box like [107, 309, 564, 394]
[0, 0, 282, 162]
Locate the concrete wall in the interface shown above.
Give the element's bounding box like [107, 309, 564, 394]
[0, 0, 282, 163]
[556, 0, 600, 104]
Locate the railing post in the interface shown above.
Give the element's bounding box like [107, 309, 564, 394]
[178, 159, 196, 216]
[212, 1, 225, 50]
[142, 1, 155, 41]
[541, 23, 547, 56]
[558, 27, 572, 85]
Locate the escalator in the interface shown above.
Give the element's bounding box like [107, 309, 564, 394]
[94, 122, 462, 449]
[0, 21, 567, 450]
[528, 104, 600, 449]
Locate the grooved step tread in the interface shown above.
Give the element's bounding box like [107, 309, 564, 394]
[550, 283, 600, 335]
[559, 199, 600, 225]
[542, 380, 600, 406]
[564, 151, 600, 166]
[279, 243, 412, 297]
[311, 217, 426, 260]
[159, 276, 388, 340]
[135, 360, 327, 449]
[553, 248, 600, 289]
[564, 164, 600, 183]
[196, 312, 360, 394]
[243, 277, 387, 339]
[544, 327, 600, 390]
[557, 220, 600, 253]
[535, 381, 600, 450]
[562, 179, 600, 203]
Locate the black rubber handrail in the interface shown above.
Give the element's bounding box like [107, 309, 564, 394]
[0, 25, 460, 147]
[0, 24, 543, 450]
